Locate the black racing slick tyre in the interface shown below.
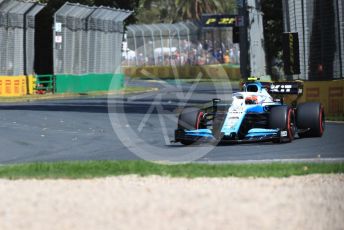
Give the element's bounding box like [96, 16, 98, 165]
[178, 107, 204, 130]
[269, 106, 295, 143]
[296, 102, 325, 138]
[177, 107, 204, 145]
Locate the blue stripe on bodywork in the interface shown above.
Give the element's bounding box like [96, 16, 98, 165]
[246, 105, 265, 113]
[248, 128, 279, 133]
[184, 129, 214, 137]
[245, 128, 279, 138]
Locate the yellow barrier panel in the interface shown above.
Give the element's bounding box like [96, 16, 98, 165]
[27, 75, 36, 95]
[0, 76, 28, 97]
[294, 80, 344, 117]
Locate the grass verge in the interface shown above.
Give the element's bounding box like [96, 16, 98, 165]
[0, 86, 157, 103]
[0, 161, 343, 179]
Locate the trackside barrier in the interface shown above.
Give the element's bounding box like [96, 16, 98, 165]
[285, 80, 344, 118]
[27, 75, 36, 95]
[0, 76, 27, 96]
[54, 73, 124, 94]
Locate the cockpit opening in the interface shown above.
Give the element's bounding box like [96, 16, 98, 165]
[246, 84, 259, 92]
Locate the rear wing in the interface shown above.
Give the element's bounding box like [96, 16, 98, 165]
[269, 81, 303, 95]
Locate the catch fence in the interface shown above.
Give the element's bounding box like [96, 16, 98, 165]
[53, 2, 132, 75]
[283, 0, 344, 80]
[0, 0, 44, 76]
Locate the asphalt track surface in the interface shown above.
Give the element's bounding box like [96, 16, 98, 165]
[0, 79, 343, 164]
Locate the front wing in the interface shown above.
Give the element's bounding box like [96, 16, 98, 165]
[174, 128, 287, 144]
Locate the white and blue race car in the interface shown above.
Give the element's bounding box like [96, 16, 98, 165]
[174, 79, 325, 145]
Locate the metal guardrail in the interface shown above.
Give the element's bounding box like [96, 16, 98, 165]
[35, 75, 54, 93]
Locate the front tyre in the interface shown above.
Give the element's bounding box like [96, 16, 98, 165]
[177, 107, 204, 145]
[296, 102, 325, 138]
[269, 106, 295, 143]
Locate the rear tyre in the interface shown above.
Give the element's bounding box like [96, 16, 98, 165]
[177, 107, 204, 145]
[296, 102, 325, 138]
[269, 106, 295, 143]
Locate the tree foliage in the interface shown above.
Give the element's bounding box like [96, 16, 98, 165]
[137, 0, 236, 23]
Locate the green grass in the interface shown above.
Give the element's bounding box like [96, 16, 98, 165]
[0, 161, 343, 180]
[0, 86, 157, 103]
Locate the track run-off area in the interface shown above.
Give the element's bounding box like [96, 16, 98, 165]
[0, 79, 343, 164]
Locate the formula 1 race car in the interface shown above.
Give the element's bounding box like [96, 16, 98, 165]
[174, 79, 325, 145]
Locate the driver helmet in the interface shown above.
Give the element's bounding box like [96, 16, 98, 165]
[245, 95, 258, 104]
